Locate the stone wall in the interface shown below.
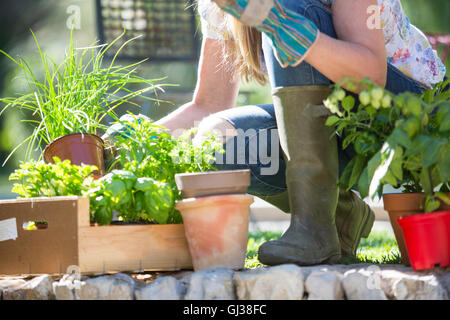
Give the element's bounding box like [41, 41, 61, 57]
[1, 263, 449, 300]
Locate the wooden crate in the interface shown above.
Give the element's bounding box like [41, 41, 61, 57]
[0, 196, 193, 275]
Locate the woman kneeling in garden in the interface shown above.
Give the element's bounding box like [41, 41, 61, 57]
[154, 0, 446, 265]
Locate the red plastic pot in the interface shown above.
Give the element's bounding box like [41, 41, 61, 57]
[383, 192, 450, 266]
[397, 210, 450, 271]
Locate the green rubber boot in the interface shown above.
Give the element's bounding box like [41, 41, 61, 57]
[257, 85, 341, 266]
[257, 191, 291, 214]
[260, 189, 375, 259]
[335, 189, 375, 258]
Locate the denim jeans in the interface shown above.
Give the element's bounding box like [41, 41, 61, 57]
[213, 0, 426, 196]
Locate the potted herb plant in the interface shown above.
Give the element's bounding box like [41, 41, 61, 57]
[104, 113, 254, 271]
[9, 157, 97, 199]
[324, 78, 450, 269]
[7, 113, 250, 273]
[0, 28, 164, 177]
[8, 114, 226, 226]
[88, 113, 226, 225]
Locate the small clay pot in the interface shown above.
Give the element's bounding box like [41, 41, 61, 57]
[176, 194, 254, 271]
[44, 133, 106, 178]
[175, 169, 251, 198]
[383, 192, 450, 266]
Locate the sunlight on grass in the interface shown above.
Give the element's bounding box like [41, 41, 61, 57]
[245, 231, 281, 269]
[245, 229, 402, 268]
[356, 230, 402, 264]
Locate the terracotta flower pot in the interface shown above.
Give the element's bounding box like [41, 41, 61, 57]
[398, 210, 450, 270]
[175, 169, 251, 198]
[175, 194, 254, 271]
[43, 133, 106, 178]
[383, 192, 450, 266]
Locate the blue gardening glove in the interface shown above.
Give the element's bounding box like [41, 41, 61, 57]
[103, 113, 151, 140]
[213, 0, 319, 67]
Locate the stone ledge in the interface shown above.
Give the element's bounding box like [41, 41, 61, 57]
[1, 263, 448, 300]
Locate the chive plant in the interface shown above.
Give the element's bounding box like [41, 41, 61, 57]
[0, 28, 169, 165]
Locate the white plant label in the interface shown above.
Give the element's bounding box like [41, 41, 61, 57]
[0, 218, 18, 242]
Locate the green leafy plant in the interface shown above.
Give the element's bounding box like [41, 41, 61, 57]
[106, 114, 223, 182]
[9, 157, 96, 198]
[324, 78, 450, 213]
[87, 114, 224, 225]
[8, 114, 224, 226]
[0, 28, 167, 165]
[8, 157, 176, 226]
[87, 170, 175, 225]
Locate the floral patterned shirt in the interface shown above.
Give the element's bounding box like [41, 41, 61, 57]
[198, 0, 446, 88]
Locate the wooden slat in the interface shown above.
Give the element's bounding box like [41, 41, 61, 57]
[78, 224, 192, 273]
[0, 197, 193, 275]
[0, 197, 85, 275]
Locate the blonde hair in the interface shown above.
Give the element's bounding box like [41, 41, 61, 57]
[205, 2, 267, 85]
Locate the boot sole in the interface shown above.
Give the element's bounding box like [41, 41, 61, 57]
[258, 241, 342, 266]
[259, 252, 342, 267]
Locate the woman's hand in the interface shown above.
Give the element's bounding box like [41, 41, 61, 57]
[212, 0, 319, 67]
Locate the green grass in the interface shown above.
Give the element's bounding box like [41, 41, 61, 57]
[352, 230, 402, 264]
[245, 231, 282, 269]
[244, 229, 402, 269]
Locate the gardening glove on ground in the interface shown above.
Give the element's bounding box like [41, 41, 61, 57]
[212, 0, 319, 67]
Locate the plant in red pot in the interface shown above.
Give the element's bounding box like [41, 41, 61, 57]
[0, 29, 164, 178]
[324, 78, 450, 269]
